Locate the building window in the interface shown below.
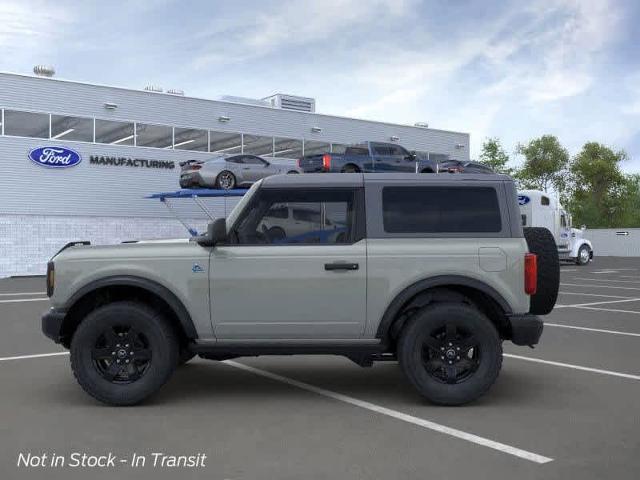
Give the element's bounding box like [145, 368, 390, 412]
[331, 143, 348, 154]
[136, 123, 173, 149]
[51, 115, 94, 142]
[95, 119, 135, 145]
[243, 134, 274, 156]
[382, 186, 502, 233]
[3, 110, 49, 138]
[303, 140, 330, 156]
[173, 127, 208, 151]
[210, 131, 242, 154]
[273, 137, 303, 159]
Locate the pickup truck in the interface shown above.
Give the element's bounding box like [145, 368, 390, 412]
[298, 141, 438, 174]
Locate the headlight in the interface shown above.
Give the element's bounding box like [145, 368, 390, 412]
[46, 262, 55, 297]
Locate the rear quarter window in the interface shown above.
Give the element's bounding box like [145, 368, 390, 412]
[382, 186, 502, 233]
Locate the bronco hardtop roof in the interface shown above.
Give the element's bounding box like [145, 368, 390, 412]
[260, 172, 513, 189]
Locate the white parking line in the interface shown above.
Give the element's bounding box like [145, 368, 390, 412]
[505, 354, 640, 381]
[0, 292, 47, 296]
[0, 352, 69, 362]
[559, 292, 631, 299]
[555, 297, 640, 308]
[0, 298, 49, 304]
[224, 360, 553, 464]
[546, 323, 640, 338]
[561, 283, 640, 292]
[571, 277, 640, 285]
[572, 306, 640, 315]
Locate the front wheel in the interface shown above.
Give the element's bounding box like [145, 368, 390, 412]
[576, 244, 591, 265]
[398, 303, 502, 405]
[70, 301, 178, 405]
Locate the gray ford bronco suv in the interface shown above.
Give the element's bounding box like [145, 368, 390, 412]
[42, 173, 559, 406]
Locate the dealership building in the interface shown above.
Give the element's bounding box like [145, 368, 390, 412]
[0, 70, 470, 277]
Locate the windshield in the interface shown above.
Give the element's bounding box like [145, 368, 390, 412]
[225, 180, 262, 230]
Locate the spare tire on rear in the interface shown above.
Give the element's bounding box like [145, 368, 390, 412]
[523, 227, 559, 315]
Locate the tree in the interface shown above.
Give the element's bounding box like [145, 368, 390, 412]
[478, 137, 512, 175]
[514, 135, 569, 194]
[568, 143, 640, 228]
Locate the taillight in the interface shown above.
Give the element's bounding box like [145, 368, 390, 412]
[192, 164, 202, 170]
[297, 158, 302, 168]
[46, 261, 55, 297]
[322, 154, 332, 171]
[524, 253, 537, 295]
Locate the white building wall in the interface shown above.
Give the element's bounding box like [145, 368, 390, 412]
[587, 228, 640, 257]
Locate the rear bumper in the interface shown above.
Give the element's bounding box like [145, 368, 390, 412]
[508, 314, 543, 346]
[42, 308, 67, 344]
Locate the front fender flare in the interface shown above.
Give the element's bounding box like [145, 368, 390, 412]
[64, 275, 197, 339]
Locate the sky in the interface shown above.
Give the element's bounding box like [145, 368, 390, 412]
[1, 0, 639, 171]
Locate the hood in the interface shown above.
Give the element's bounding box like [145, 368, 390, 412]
[52, 239, 198, 262]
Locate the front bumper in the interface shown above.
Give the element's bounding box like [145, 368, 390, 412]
[42, 308, 67, 344]
[508, 314, 543, 346]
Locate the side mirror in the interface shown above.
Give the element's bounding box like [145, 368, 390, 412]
[406, 152, 417, 161]
[197, 218, 227, 246]
[581, 224, 587, 231]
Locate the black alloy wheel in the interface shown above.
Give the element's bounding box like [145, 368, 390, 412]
[421, 322, 480, 384]
[91, 325, 152, 383]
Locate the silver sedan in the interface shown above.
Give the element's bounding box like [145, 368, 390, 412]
[179, 154, 300, 190]
[180, 154, 300, 190]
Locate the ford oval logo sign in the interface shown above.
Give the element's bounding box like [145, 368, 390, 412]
[518, 195, 530, 206]
[28, 146, 82, 168]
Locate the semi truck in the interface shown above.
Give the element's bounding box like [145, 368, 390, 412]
[518, 190, 594, 265]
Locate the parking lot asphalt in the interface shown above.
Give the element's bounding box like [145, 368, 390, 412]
[1, 258, 639, 479]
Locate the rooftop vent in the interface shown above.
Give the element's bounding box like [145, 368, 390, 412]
[167, 88, 184, 96]
[144, 85, 163, 93]
[33, 65, 55, 77]
[263, 94, 316, 113]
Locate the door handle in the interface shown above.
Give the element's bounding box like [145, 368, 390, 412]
[324, 262, 359, 271]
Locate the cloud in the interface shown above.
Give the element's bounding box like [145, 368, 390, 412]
[0, 1, 71, 52]
[192, 0, 417, 68]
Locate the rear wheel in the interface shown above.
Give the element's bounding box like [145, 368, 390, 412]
[576, 244, 591, 266]
[70, 301, 178, 406]
[341, 164, 359, 173]
[216, 171, 236, 190]
[398, 303, 502, 405]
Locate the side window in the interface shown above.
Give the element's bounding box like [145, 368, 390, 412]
[226, 156, 243, 164]
[372, 144, 391, 155]
[243, 155, 267, 165]
[233, 189, 357, 245]
[388, 145, 409, 157]
[382, 186, 502, 233]
[560, 215, 567, 227]
[521, 214, 527, 226]
[541, 196, 550, 206]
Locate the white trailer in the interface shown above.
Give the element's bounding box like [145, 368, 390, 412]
[518, 190, 594, 265]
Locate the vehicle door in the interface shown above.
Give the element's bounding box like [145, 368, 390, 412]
[387, 144, 416, 172]
[210, 186, 367, 339]
[371, 143, 394, 172]
[240, 155, 277, 182]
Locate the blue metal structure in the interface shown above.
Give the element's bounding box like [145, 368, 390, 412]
[147, 189, 247, 236]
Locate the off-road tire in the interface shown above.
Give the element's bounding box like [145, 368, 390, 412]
[70, 301, 178, 406]
[523, 227, 560, 315]
[576, 244, 591, 266]
[398, 303, 502, 406]
[178, 346, 196, 366]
